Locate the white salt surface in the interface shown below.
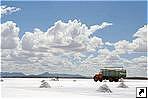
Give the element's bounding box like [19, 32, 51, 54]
[1, 78, 148, 98]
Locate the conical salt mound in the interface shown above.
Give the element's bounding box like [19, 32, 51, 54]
[1, 79, 4, 82]
[117, 82, 128, 88]
[50, 78, 59, 81]
[119, 78, 124, 82]
[97, 84, 112, 93]
[40, 80, 51, 88]
[103, 80, 107, 82]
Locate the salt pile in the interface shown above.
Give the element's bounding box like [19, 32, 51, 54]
[119, 78, 124, 82]
[117, 82, 128, 88]
[1, 79, 4, 82]
[97, 84, 112, 93]
[73, 80, 77, 82]
[40, 80, 51, 88]
[118, 78, 128, 88]
[103, 80, 107, 82]
[50, 78, 59, 81]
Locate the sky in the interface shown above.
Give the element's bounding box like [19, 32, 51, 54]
[1, 1, 147, 77]
[1, 1, 147, 42]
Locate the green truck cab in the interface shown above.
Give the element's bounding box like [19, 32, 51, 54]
[93, 67, 126, 82]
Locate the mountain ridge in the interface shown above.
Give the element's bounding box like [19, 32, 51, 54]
[0, 72, 91, 78]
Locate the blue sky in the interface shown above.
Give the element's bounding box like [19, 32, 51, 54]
[1, 1, 147, 42]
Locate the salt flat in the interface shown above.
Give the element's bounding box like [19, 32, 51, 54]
[1, 78, 148, 98]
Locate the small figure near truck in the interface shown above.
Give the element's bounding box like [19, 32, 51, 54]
[93, 67, 126, 82]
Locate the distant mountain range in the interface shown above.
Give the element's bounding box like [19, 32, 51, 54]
[1, 72, 147, 79]
[0, 72, 91, 78]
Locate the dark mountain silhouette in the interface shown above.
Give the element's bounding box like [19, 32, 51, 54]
[0, 72, 26, 77]
[0, 72, 90, 78]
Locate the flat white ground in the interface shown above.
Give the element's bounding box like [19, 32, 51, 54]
[1, 78, 148, 98]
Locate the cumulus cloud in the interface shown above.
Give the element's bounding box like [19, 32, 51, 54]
[0, 5, 21, 16]
[113, 25, 147, 55]
[83, 48, 147, 77]
[1, 21, 20, 49]
[21, 28, 49, 51]
[105, 42, 113, 46]
[96, 48, 121, 66]
[113, 40, 134, 54]
[1, 20, 112, 75]
[87, 37, 103, 51]
[132, 25, 147, 52]
[124, 56, 147, 77]
[1, 19, 147, 77]
[133, 25, 147, 41]
[21, 20, 111, 52]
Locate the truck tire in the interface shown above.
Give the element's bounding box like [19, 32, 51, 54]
[114, 78, 119, 82]
[99, 79, 102, 82]
[93, 76, 98, 82]
[109, 78, 113, 82]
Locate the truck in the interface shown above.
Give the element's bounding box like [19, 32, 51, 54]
[93, 67, 126, 82]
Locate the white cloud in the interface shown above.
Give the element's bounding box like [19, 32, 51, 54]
[124, 56, 147, 77]
[132, 25, 147, 52]
[113, 25, 147, 55]
[89, 22, 112, 33]
[87, 37, 103, 51]
[1, 20, 112, 76]
[82, 48, 121, 69]
[0, 5, 21, 16]
[83, 50, 147, 77]
[113, 40, 134, 55]
[21, 19, 111, 53]
[133, 25, 147, 41]
[99, 48, 111, 56]
[105, 41, 113, 46]
[99, 25, 147, 77]
[1, 20, 147, 77]
[21, 28, 49, 51]
[1, 21, 20, 49]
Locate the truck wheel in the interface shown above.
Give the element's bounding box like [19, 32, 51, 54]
[99, 79, 102, 82]
[109, 78, 113, 82]
[93, 76, 98, 82]
[114, 78, 119, 82]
